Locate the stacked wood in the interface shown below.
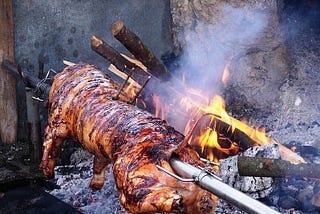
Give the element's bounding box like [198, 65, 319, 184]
[0, 0, 17, 144]
[91, 36, 149, 85]
[110, 21, 171, 81]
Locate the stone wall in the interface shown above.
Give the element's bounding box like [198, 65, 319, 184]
[170, 0, 289, 114]
[14, 0, 173, 141]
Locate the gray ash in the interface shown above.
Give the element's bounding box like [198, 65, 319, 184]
[49, 149, 127, 214]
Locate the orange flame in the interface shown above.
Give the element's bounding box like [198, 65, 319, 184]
[222, 61, 231, 87]
[152, 62, 271, 161]
[152, 95, 166, 120]
[124, 81, 137, 98]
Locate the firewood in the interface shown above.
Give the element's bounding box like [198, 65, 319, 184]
[98, 23, 304, 164]
[63, 60, 76, 66]
[91, 36, 149, 84]
[110, 21, 170, 80]
[238, 156, 319, 179]
[121, 53, 147, 72]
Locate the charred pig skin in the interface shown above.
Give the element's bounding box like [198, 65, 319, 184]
[39, 63, 217, 213]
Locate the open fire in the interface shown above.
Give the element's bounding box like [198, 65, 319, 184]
[1, 1, 319, 212]
[148, 60, 302, 164]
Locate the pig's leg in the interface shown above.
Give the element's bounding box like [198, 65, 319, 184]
[39, 125, 65, 178]
[90, 155, 111, 190]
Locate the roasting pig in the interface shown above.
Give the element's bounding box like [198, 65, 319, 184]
[39, 63, 217, 213]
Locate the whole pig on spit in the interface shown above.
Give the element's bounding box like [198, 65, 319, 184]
[39, 63, 217, 213]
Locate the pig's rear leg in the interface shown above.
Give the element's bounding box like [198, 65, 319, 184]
[39, 125, 65, 178]
[90, 156, 111, 190]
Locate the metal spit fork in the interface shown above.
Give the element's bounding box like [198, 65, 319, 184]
[157, 158, 280, 214]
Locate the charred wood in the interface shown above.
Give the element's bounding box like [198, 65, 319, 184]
[212, 117, 256, 151]
[110, 21, 170, 80]
[238, 156, 320, 179]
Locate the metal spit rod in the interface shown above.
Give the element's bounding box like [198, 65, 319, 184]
[169, 158, 280, 214]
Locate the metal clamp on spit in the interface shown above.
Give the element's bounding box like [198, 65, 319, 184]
[157, 157, 280, 214]
[34, 68, 56, 94]
[31, 68, 57, 102]
[113, 68, 151, 105]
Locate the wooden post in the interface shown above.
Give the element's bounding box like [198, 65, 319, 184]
[0, 0, 17, 144]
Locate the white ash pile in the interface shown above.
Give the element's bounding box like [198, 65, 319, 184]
[219, 144, 280, 199]
[215, 144, 280, 213]
[48, 144, 320, 213]
[49, 149, 128, 214]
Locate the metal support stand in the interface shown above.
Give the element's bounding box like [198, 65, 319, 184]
[25, 87, 42, 172]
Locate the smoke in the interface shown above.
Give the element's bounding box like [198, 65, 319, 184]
[176, 5, 268, 96]
[156, 5, 269, 132]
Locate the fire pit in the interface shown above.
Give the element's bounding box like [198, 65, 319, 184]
[1, 0, 320, 213]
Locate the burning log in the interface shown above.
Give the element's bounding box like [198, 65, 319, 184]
[110, 21, 171, 80]
[204, 117, 257, 151]
[238, 156, 320, 179]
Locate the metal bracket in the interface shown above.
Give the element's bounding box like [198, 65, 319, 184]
[155, 165, 194, 182]
[200, 157, 220, 166]
[156, 159, 222, 183]
[32, 96, 44, 102]
[32, 68, 56, 102]
[197, 165, 222, 181]
[129, 75, 151, 105]
[113, 69, 134, 100]
[34, 68, 56, 93]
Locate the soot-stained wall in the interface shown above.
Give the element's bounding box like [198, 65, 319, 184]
[14, 0, 173, 141]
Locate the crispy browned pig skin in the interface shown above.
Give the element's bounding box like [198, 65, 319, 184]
[39, 63, 217, 213]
